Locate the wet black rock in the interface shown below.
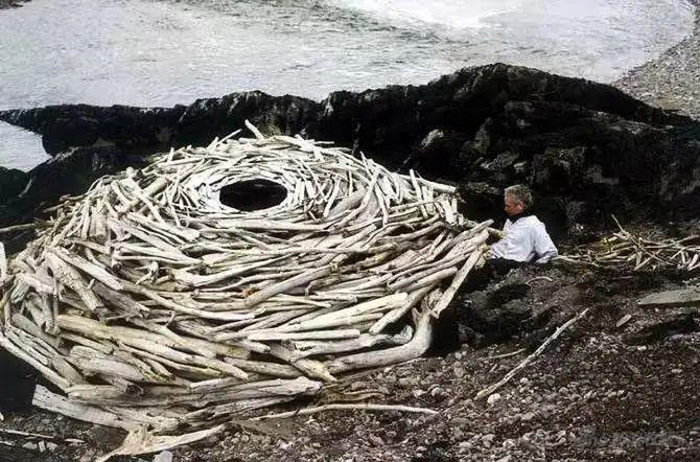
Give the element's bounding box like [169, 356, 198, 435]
[2, 63, 700, 241]
[0, 145, 140, 253]
[628, 313, 700, 344]
[0, 92, 318, 157]
[19, 145, 134, 208]
[317, 66, 700, 234]
[458, 280, 536, 345]
[174, 91, 319, 148]
[0, 167, 29, 205]
[456, 182, 503, 226]
[0, 104, 187, 155]
[0, 0, 29, 9]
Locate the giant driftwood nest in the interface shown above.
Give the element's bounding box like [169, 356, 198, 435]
[0, 124, 489, 440]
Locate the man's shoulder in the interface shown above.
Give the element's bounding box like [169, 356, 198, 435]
[518, 215, 543, 226]
[517, 215, 549, 234]
[506, 215, 548, 233]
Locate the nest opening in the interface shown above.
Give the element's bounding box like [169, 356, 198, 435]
[219, 179, 287, 211]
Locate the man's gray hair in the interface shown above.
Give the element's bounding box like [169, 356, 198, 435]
[504, 184, 534, 210]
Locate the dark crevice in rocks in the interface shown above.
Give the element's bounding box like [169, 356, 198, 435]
[0, 348, 36, 413]
[627, 313, 700, 344]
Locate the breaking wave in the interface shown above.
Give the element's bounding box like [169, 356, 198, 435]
[328, 0, 525, 30]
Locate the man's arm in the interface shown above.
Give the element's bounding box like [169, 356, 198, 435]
[533, 223, 558, 264]
[487, 220, 510, 259]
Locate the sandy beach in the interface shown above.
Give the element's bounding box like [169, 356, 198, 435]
[615, 1, 700, 119]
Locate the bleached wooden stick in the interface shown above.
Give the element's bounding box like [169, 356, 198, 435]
[253, 402, 437, 420]
[475, 307, 590, 400]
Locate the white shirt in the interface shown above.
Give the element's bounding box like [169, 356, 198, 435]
[489, 215, 558, 264]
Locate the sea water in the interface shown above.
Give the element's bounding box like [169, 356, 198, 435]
[0, 0, 694, 170]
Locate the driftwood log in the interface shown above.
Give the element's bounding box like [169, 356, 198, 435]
[0, 123, 488, 449]
[560, 217, 700, 272]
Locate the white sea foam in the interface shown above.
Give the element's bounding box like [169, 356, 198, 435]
[329, 0, 525, 29]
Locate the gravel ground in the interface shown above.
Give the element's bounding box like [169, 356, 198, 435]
[615, 2, 700, 119]
[1, 259, 698, 461]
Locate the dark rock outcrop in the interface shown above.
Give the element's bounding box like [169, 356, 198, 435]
[0, 0, 29, 10]
[0, 167, 28, 206]
[0, 348, 36, 413]
[175, 92, 319, 148]
[627, 312, 700, 344]
[0, 146, 141, 253]
[0, 105, 188, 155]
[2, 63, 700, 244]
[0, 92, 319, 156]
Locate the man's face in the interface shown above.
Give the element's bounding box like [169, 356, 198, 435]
[504, 194, 524, 217]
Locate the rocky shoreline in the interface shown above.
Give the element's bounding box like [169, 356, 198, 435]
[0, 7, 699, 462]
[2, 63, 700, 251]
[615, 0, 700, 119]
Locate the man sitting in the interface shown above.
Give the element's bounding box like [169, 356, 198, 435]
[488, 184, 557, 274]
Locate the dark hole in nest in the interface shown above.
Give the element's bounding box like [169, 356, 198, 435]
[220, 179, 287, 211]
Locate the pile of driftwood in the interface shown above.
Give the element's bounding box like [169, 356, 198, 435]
[559, 219, 700, 272]
[0, 123, 489, 441]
